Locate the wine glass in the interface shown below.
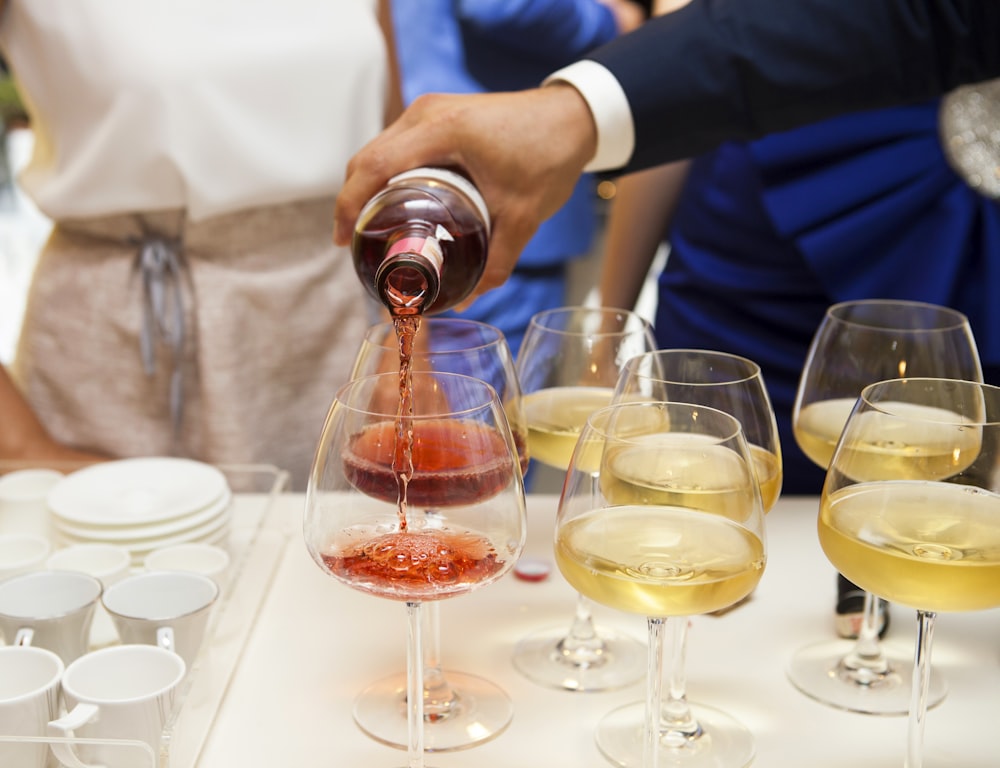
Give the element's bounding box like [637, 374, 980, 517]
[604, 348, 782, 767]
[349, 318, 528, 751]
[557, 400, 766, 768]
[304, 371, 526, 768]
[819, 377, 1000, 767]
[513, 306, 656, 691]
[788, 299, 983, 714]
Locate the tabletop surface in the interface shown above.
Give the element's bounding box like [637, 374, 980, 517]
[195, 493, 1000, 768]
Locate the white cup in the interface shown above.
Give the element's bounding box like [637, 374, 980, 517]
[48, 644, 185, 768]
[0, 570, 102, 664]
[47, 543, 132, 649]
[144, 542, 231, 590]
[0, 469, 62, 539]
[0, 645, 64, 768]
[102, 571, 219, 670]
[0, 533, 51, 580]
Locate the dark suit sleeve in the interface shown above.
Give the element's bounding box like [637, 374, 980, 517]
[586, 0, 1000, 173]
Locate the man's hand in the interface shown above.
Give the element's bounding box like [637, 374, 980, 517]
[334, 85, 597, 301]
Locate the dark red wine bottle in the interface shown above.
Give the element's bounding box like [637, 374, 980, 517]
[352, 167, 490, 315]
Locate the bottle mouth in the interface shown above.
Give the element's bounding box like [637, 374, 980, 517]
[375, 254, 440, 314]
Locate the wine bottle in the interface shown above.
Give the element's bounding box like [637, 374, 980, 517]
[352, 167, 490, 315]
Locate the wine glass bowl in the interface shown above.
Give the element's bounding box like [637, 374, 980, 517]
[352, 318, 528, 476]
[556, 401, 766, 768]
[614, 349, 783, 512]
[818, 377, 1000, 767]
[794, 299, 983, 468]
[347, 318, 528, 750]
[513, 306, 656, 692]
[306, 372, 525, 596]
[787, 298, 982, 714]
[519, 306, 657, 472]
[304, 371, 526, 768]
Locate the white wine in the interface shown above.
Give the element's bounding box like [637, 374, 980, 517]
[555, 505, 765, 617]
[832, 402, 982, 482]
[600, 433, 760, 524]
[749, 444, 783, 513]
[819, 480, 1000, 612]
[523, 386, 615, 470]
[793, 397, 857, 469]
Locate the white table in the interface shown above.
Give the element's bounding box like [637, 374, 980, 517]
[196, 494, 1000, 767]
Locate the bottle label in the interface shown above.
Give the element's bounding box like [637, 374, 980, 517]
[388, 167, 491, 235]
[386, 236, 445, 273]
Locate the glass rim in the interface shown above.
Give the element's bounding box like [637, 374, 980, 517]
[620, 348, 762, 386]
[859, 377, 1000, 426]
[826, 298, 972, 332]
[525, 305, 652, 338]
[362, 317, 507, 352]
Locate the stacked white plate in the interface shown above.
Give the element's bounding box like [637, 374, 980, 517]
[47, 458, 232, 565]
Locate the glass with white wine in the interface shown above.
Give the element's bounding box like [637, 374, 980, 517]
[556, 400, 766, 768]
[789, 298, 982, 714]
[819, 377, 1000, 768]
[514, 306, 656, 691]
[605, 348, 781, 767]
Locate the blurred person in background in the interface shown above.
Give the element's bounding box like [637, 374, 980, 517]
[0, 0, 400, 489]
[389, 0, 646, 355]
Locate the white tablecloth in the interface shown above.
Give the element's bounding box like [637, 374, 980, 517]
[196, 494, 1000, 767]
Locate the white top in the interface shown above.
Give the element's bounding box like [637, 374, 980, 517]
[0, 0, 387, 221]
[545, 60, 634, 172]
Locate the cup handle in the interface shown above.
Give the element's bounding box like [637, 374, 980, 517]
[156, 626, 175, 654]
[48, 702, 105, 768]
[14, 626, 34, 646]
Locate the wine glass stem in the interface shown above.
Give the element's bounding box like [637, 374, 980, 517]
[905, 610, 937, 768]
[557, 593, 607, 665]
[645, 617, 666, 768]
[838, 591, 892, 683]
[662, 618, 700, 736]
[856, 590, 884, 657]
[406, 601, 425, 768]
[422, 601, 460, 717]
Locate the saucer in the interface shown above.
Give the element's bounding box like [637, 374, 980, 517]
[48, 458, 229, 527]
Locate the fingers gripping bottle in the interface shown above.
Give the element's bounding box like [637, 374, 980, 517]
[352, 168, 490, 316]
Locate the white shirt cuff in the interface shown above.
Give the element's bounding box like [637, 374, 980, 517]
[544, 60, 635, 172]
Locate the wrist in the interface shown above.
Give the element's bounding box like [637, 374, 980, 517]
[544, 60, 634, 172]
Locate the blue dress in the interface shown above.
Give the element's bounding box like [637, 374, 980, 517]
[656, 99, 1000, 494]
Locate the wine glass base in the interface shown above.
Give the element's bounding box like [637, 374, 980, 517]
[353, 670, 513, 752]
[786, 639, 947, 715]
[596, 700, 754, 768]
[512, 625, 646, 692]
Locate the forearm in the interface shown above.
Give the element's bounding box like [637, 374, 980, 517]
[0, 365, 107, 464]
[0, 364, 49, 456]
[378, 0, 404, 125]
[599, 160, 689, 311]
[456, 0, 621, 56]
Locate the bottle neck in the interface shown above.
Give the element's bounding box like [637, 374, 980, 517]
[375, 230, 444, 314]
